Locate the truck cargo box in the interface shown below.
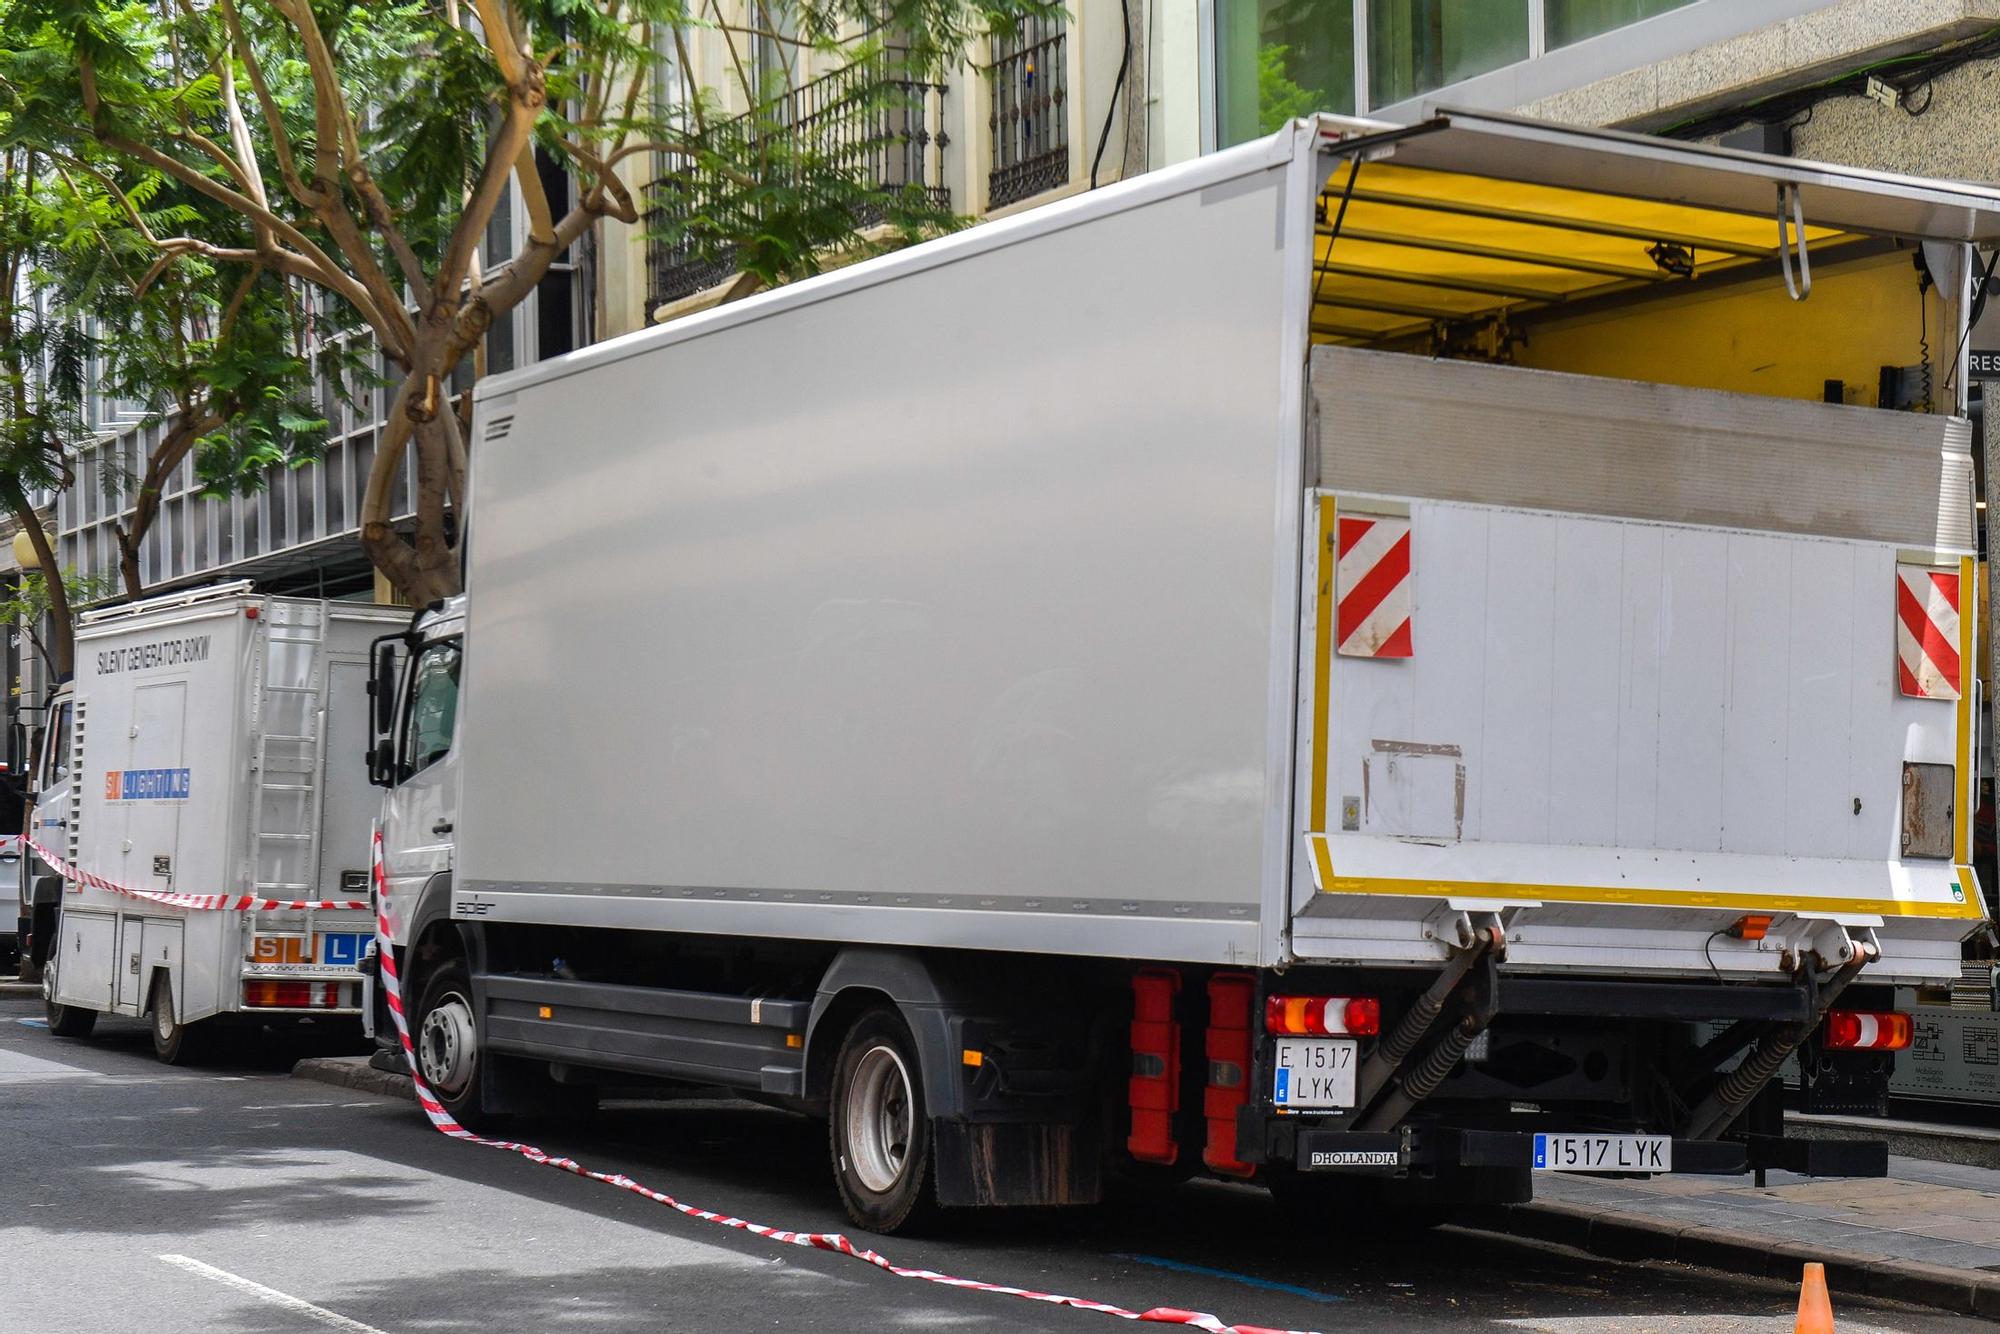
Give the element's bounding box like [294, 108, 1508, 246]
[455, 111, 2000, 987]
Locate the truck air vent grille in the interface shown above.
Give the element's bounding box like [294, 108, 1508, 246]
[483, 414, 515, 443]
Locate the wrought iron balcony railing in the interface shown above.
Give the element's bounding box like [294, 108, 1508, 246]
[988, 19, 1068, 210]
[647, 50, 950, 312]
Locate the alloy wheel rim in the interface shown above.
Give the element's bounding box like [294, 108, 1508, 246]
[845, 1044, 914, 1194]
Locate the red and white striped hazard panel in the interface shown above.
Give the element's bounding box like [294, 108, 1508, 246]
[1896, 563, 1961, 701]
[1336, 513, 1412, 658]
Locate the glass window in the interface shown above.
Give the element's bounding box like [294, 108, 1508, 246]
[1218, 0, 1356, 147]
[46, 702, 72, 787]
[1368, 0, 1529, 107]
[1547, 0, 1695, 49]
[401, 641, 461, 775]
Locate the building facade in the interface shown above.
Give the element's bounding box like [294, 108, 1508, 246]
[56, 1, 1195, 602]
[54, 2, 2000, 595]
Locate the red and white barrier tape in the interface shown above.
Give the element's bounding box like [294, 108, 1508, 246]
[27, 838, 370, 913]
[369, 831, 1317, 1334]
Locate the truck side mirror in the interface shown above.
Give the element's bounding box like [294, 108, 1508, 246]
[367, 642, 400, 788]
[372, 643, 397, 735]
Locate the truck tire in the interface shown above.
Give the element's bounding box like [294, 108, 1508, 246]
[415, 961, 492, 1128]
[150, 974, 214, 1066]
[829, 1007, 934, 1233]
[43, 975, 96, 1038]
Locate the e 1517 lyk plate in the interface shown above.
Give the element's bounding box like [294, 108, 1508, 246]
[1271, 1038, 1356, 1109]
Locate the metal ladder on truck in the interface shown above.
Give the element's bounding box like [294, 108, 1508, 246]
[245, 600, 332, 968]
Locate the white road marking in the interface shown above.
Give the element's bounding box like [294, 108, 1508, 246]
[158, 1255, 389, 1333]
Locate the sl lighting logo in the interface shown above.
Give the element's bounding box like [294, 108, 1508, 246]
[103, 768, 191, 802]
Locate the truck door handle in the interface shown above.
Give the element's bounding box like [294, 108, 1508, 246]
[432, 820, 453, 836]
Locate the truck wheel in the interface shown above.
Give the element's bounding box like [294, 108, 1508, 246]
[415, 961, 491, 1128]
[829, 1007, 934, 1233]
[150, 975, 214, 1065]
[43, 973, 96, 1039]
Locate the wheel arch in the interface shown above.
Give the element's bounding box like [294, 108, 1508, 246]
[399, 870, 482, 1006]
[805, 948, 970, 1119]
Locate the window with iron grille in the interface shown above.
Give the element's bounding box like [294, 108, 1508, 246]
[646, 46, 952, 312]
[988, 16, 1068, 210]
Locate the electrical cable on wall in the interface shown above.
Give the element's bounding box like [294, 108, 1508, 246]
[1089, 0, 1133, 189]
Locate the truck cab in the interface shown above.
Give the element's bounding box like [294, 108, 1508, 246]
[16, 685, 73, 979]
[368, 598, 466, 1083]
[372, 598, 463, 939]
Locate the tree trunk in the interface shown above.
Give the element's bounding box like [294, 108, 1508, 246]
[358, 341, 464, 604]
[3, 482, 70, 681]
[113, 525, 142, 601]
[112, 416, 207, 601]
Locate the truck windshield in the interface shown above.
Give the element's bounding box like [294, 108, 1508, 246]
[403, 642, 460, 774]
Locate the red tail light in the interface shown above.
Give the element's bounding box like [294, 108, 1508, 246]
[1264, 994, 1381, 1037]
[243, 980, 340, 1009]
[1824, 1010, 1913, 1051]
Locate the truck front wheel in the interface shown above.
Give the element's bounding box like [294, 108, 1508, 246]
[829, 1007, 934, 1233]
[415, 961, 491, 1129]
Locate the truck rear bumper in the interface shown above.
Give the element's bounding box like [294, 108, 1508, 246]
[1285, 1125, 1887, 1179]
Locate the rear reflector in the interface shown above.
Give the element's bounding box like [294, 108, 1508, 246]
[1203, 973, 1255, 1178]
[1127, 968, 1181, 1165]
[1264, 994, 1381, 1037]
[243, 980, 340, 1009]
[1824, 1010, 1913, 1051]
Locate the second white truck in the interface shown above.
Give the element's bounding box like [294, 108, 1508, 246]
[372, 111, 2000, 1230]
[34, 583, 403, 1061]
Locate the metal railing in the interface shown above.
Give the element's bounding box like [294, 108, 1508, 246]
[988, 19, 1068, 209]
[647, 49, 950, 311]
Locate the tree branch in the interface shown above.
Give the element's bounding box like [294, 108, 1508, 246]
[218, 0, 309, 201]
[447, 205, 595, 359]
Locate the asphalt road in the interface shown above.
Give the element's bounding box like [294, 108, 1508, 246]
[0, 992, 1983, 1334]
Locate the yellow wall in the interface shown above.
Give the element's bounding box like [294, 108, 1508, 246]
[1515, 248, 1951, 410]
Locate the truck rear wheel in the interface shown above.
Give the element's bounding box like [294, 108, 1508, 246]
[150, 974, 214, 1065]
[415, 961, 492, 1129]
[830, 1007, 934, 1234]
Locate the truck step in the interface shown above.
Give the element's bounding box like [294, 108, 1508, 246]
[479, 974, 809, 1097]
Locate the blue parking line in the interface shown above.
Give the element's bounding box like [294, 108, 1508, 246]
[15, 1017, 47, 1028]
[1113, 1253, 1347, 1303]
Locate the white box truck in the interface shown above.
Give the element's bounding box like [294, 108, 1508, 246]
[34, 582, 404, 1061]
[370, 111, 2000, 1231]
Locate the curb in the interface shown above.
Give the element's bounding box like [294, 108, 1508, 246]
[293, 1055, 415, 1101]
[0, 981, 40, 999]
[1468, 1200, 2000, 1319]
[1789, 1111, 2000, 1172]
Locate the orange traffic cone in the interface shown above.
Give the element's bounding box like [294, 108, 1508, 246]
[1795, 1261, 1835, 1333]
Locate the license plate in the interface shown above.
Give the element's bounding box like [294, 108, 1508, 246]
[1271, 1038, 1357, 1109]
[1533, 1134, 1671, 1173]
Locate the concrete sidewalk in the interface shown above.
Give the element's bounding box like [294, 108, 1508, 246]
[1485, 1156, 2000, 1318]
